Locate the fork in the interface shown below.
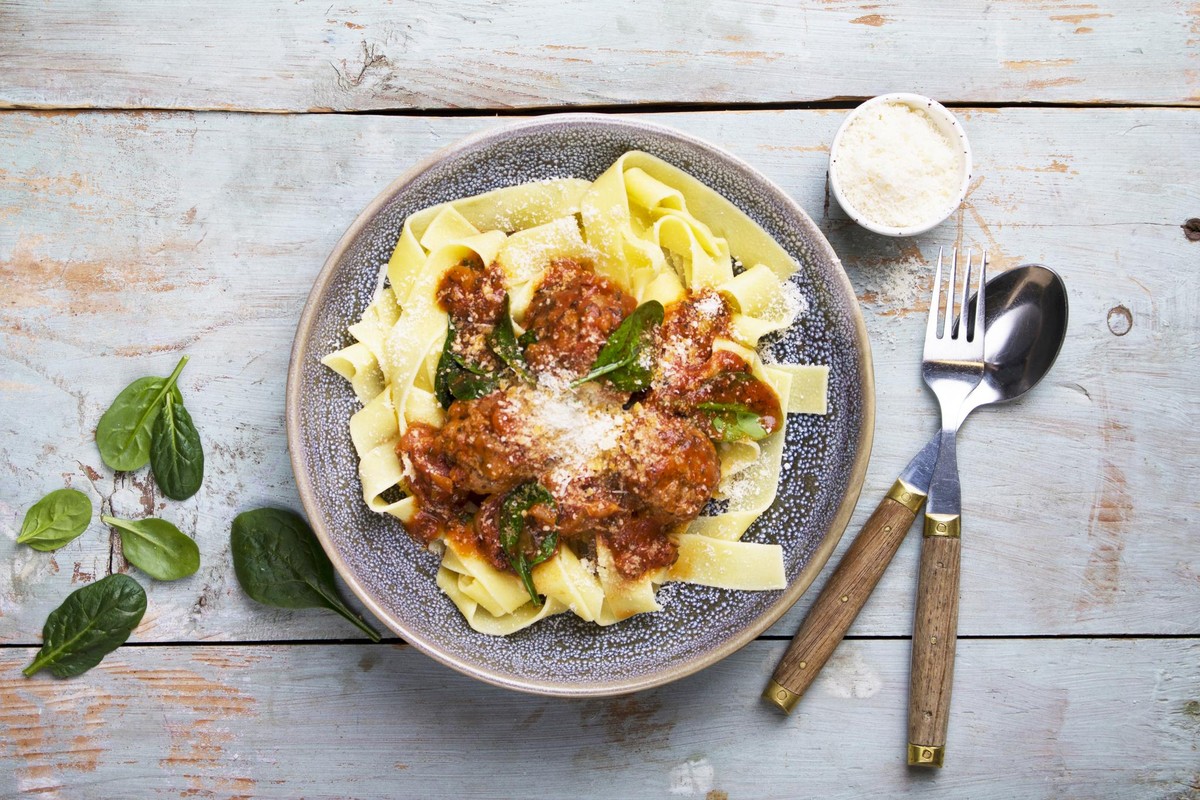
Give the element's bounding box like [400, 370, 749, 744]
[908, 248, 986, 768]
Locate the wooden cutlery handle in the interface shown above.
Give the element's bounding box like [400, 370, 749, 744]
[764, 480, 923, 713]
[907, 525, 962, 767]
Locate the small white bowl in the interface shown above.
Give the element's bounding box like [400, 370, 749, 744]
[828, 93, 972, 237]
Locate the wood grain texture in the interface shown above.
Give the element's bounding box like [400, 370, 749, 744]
[908, 533, 962, 758]
[0, 109, 1197, 644]
[1, 639, 1197, 798]
[0, 1, 1198, 111]
[771, 495, 916, 702]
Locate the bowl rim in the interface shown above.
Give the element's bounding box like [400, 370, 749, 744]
[828, 92, 973, 237]
[285, 112, 876, 696]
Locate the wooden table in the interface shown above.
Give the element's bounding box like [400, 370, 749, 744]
[1, 3, 1197, 797]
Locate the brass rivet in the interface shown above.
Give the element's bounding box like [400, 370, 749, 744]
[776, 689, 788, 702]
[901, 492, 911, 501]
[922, 748, 933, 760]
[884, 525, 892, 532]
[840, 595, 849, 603]
[799, 661, 807, 669]
[936, 522, 947, 533]
[930, 636, 938, 644]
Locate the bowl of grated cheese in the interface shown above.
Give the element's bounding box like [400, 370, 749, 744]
[828, 93, 972, 237]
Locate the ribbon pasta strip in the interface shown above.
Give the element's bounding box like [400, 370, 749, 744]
[323, 154, 829, 635]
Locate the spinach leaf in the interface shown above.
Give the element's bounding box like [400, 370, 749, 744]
[23, 573, 146, 678]
[150, 389, 204, 500]
[95, 356, 188, 471]
[488, 294, 534, 383]
[571, 300, 664, 391]
[499, 481, 559, 605]
[102, 515, 200, 581]
[698, 401, 770, 442]
[231, 508, 381, 641]
[434, 320, 499, 409]
[16, 488, 93, 552]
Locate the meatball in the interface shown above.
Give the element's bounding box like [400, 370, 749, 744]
[616, 407, 721, 525]
[398, 423, 460, 508]
[524, 259, 637, 375]
[436, 393, 538, 495]
[436, 259, 505, 324]
[545, 472, 627, 541]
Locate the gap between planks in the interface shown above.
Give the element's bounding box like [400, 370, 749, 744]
[2, 633, 1198, 650]
[1, 99, 1199, 118]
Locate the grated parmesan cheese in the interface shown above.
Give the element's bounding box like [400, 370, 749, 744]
[693, 292, 724, 318]
[503, 381, 627, 491]
[833, 100, 965, 230]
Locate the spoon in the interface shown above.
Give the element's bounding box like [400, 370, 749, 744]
[763, 264, 1069, 716]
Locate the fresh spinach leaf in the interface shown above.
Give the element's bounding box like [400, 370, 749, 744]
[95, 356, 188, 471]
[231, 508, 381, 641]
[571, 300, 664, 391]
[449, 370, 499, 402]
[698, 401, 770, 442]
[102, 515, 200, 581]
[16, 488, 92, 552]
[23, 573, 146, 678]
[150, 390, 204, 500]
[499, 481, 559, 605]
[434, 320, 499, 408]
[517, 329, 538, 348]
[488, 294, 534, 383]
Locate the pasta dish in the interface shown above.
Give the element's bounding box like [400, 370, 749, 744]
[324, 152, 828, 635]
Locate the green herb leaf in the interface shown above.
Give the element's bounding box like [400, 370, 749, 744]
[16, 488, 92, 552]
[231, 508, 382, 641]
[95, 356, 189, 471]
[698, 402, 770, 442]
[517, 329, 538, 348]
[488, 294, 534, 383]
[571, 300, 664, 391]
[434, 320, 499, 408]
[449, 370, 499, 402]
[499, 481, 558, 605]
[23, 574, 146, 678]
[150, 390, 204, 500]
[102, 515, 200, 581]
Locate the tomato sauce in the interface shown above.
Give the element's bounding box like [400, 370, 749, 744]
[395, 259, 780, 581]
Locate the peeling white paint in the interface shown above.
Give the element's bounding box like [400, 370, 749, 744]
[668, 757, 714, 796]
[818, 645, 882, 699]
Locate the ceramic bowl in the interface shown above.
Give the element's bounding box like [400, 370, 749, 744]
[286, 113, 874, 696]
[828, 93, 972, 237]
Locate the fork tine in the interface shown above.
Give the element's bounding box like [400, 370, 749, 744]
[972, 251, 987, 342]
[927, 247, 944, 341]
[958, 249, 972, 340]
[941, 248, 957, 339]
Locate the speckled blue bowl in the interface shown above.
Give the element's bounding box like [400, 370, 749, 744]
[286, 114, 874, 697]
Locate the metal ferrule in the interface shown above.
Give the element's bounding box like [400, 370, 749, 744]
[923, 512, 961, 538]
[908, 743, 945, 767]
[885, 478, 927, 514]
[762, 680, 801, 714]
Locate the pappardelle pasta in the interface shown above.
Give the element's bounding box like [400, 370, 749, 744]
[323, 151, 829, 635]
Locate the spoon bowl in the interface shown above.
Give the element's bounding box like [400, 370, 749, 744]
[966, 263, 1069, 411]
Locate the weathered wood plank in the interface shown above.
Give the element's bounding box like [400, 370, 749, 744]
[0, 109, 1196, 644]
[0, 639, 1196, 798]
[1, 1, 1197, 111]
